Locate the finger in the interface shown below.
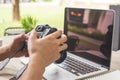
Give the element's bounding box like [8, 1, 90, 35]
[58, 34, 67, 44]
[24, 34, 29, 40]
[48, 30, 62, 39]
[29, 30, 38, 41]
[59, 44, 68, 52]
[21, 33, 28, 40]
[26, 30, 32, 36]
[14, 33, 27, 41]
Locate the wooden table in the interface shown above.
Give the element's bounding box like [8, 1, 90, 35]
[0, 36, 120, 79]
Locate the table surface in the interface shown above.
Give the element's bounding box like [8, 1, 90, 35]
[0, 36, 120, 79]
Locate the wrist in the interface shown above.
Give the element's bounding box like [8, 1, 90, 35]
[19, 55, 45, 80]
[28, 61, 45, 76]
[4, 45, 13, 58]
[0, 45, 11, 61]
[29, 54, 46, 68]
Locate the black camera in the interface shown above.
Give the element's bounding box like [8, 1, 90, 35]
[34, 24, 67, 63]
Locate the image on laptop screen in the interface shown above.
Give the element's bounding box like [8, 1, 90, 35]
[64, 8, 114, 68]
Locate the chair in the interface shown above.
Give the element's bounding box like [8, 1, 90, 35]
[4, 27, 25, 36]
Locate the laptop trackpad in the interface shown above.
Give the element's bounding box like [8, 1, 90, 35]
[43, 63, 76, 80]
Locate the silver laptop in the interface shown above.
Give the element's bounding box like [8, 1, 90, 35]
[20, 8, 115, 80]
[44, 8, 114, 80]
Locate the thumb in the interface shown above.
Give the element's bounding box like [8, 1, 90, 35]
[29, 30, 38, 41]
[14, 33, 27, 41]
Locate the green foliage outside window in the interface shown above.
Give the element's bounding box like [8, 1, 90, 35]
[21, 15, 37, 33]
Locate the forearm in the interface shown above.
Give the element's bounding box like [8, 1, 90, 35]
[0, 45, 11, 61]
[19, 56, 45, 80]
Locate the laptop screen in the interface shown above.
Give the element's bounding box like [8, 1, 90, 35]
[64, 8, 114, 68]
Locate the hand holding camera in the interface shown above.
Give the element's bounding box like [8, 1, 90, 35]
[9, 24, 67, 80]
[24, 24, 67, 63]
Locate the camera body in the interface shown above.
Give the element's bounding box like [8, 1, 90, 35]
[34, 24, 66, 63]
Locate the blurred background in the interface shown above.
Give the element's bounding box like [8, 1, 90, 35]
[0, 0, 120, 36]
[1, 0, 120, 50]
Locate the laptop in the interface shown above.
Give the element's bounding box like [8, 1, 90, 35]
[20, 8, 115, 80]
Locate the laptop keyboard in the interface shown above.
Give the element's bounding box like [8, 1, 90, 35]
[57, 56, 100, 76]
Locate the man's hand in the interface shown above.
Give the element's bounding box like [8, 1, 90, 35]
[28, 30, 67, 67]
[19, 30, 67, 80]
[7, 33, 29, 57]
[0, 33, 29, 61]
